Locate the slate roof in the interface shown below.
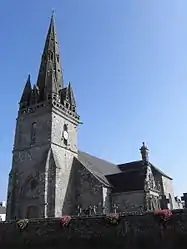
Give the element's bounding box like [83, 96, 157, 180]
[118, 161, 172, 180]
[78, 151, 172, 191]
[78, 151, 120, 186]
[106, 170, 146, 193]
[0, 206, 6, 214]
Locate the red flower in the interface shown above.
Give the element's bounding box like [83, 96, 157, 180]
[154, 209, 172, 221]
[60, 215, 71, 226]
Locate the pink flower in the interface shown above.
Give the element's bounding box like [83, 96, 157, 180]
[154, 209, 172, 221]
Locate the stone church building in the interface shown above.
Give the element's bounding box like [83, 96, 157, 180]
[6, 14, 179, 220]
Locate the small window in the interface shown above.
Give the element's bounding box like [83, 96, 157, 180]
[31, 122, 36, 144]
[64, 138, 68, 146]
[56, 55, 59, 63]
[50, 52, 53, 61]
[64, 124, 68, 131]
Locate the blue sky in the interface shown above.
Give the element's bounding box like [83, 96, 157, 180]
[1, 0, 187, 200]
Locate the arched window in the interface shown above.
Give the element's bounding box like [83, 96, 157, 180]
[31, 122, 36, 144]
[50, 52, 53, 61]
[56, 55, 59, 63]
[64, 124, 68, 131]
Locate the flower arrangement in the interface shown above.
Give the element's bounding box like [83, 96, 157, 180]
[17, 219, 29, 231]
[105, 213, 120, 225]
[60, 215, 72, 227]
[154, 209, 173, 222]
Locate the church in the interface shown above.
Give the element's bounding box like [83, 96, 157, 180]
[6, 14, 180, 220]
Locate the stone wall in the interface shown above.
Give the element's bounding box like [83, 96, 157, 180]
[111, 190, 144, 212]
[73, 159, 103, 212]
[1, 209, 187, 249]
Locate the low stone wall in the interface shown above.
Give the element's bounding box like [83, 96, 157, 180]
[0, 209, 187, 249]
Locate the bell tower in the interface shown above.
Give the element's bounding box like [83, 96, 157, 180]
[6, 13, 80, 220]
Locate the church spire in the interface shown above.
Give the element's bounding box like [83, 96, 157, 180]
[36, 12, 64, 101]
[19, 74, 32, 108]
[68, 82, 76, 109]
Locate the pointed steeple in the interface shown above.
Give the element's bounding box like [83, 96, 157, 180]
[36, 12, 64, 101]
[45, 66, 59, 99]
[19, 74, 32, 108]
[68, 82, 76, 108]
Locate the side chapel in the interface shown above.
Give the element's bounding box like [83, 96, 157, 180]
[6, 14, 178, 220]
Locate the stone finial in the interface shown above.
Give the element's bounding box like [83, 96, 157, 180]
[19, 74, 32, 107]
[140, 142, 149, 163]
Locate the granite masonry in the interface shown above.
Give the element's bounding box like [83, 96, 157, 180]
[6, 13, 181, 223]
[1, 210, 187, 249]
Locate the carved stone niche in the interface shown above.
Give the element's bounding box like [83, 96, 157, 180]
[149, 195, 160, 211]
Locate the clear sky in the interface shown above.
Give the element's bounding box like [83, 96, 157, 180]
[0, 0, 187, 200]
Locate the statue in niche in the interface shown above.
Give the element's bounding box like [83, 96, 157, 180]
[156, 182, 161, 192]
[144, 194, 151, 211]
[149, 173, 155, 189]
[144, 179, 149, 191]
[150, 195, 160, 210]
